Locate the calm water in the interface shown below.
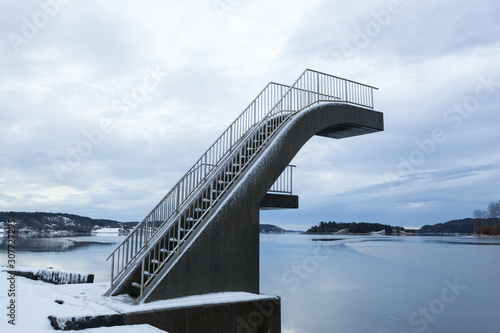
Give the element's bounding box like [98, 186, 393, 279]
[2, 234, 500, 332]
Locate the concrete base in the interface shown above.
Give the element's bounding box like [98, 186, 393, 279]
[123, 295, 281, 333]
[49, 293, 281, 333]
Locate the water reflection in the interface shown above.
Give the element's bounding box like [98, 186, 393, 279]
[1, 234, 499, 332]
[434, 237, 500, 246]
[0, 235, 123, 252]
[260, 234, 500, 332]
[0, 236, 124, 283]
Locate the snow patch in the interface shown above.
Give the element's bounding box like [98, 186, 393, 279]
[0, 270, 274, 332]
[92, 228, 121, 235]
[80, 324, 167, 332]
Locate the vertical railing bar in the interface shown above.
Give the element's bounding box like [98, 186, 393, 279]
[126, 239, 130, 264]
[140, 257, 145, 299]
[317, 71, 320, 102]
[110, 254, 115, 290]
[121, 246, 124, 271]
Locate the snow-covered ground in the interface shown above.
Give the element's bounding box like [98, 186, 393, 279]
[0, 269, 272, 332]
[1, 269, 120, 332]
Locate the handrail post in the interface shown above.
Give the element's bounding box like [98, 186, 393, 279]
[230, 126, 233, 152]
[140, 258, 145, 299]
[343, 79, 347, 103]
[371, 88, 374, 109]
[316, 71, 320, 103]
[126, 239, 130, 264]
[110, 253, 115, 290]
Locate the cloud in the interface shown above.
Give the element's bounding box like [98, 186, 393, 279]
[1, 0, 499, 228]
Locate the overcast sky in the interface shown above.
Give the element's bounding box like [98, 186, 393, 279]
[1, 0, 499, 230]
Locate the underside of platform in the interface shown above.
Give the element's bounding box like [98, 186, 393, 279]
[260, 193, 299, 210]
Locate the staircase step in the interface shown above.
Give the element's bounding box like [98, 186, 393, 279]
[160, 248, 169, 253]
[151, 259, 160, 264]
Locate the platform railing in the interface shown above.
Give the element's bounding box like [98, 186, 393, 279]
[268, 165, 296, 195]
[269, 69, 377, 118]
[107, 69, 378, 293]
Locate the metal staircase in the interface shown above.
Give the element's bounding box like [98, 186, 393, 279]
[106, 69, 378, 301]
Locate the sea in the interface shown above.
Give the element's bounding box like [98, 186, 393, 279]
[1, 233, 499, 333]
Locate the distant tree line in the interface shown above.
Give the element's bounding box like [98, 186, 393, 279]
[419, 200, 500, 235]
[0, 211, 137, 233]
[306, 221, 405, 234]
[419, 218, 489, 234]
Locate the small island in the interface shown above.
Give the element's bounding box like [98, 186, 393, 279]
[305, 221, 406, 235]
[304, 200, 500, 236]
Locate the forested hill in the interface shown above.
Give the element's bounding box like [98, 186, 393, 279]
[259, 224, 287, 233]
[1, 212, 293, 235]
[419, 218, 499, 234]
[0, 211, 137, 233]
[306, 221, 405, 234]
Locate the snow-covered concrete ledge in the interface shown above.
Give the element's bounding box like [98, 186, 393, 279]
[0, 269, 279, 332]
[50, 292, 280, 331]
[77, 325, 168, 332]
[3, 266, 94, 284]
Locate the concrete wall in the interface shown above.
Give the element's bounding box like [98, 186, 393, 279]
[49, 295, 280, 333]
[123, 296, 281, 333]
[141, 103, 383, 302]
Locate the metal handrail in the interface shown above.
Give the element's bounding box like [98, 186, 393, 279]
[106, 69, 378, 293]
[106, 82, 291, 281]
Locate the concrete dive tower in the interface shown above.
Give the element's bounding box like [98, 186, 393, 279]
[103, 69, 384, 332]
